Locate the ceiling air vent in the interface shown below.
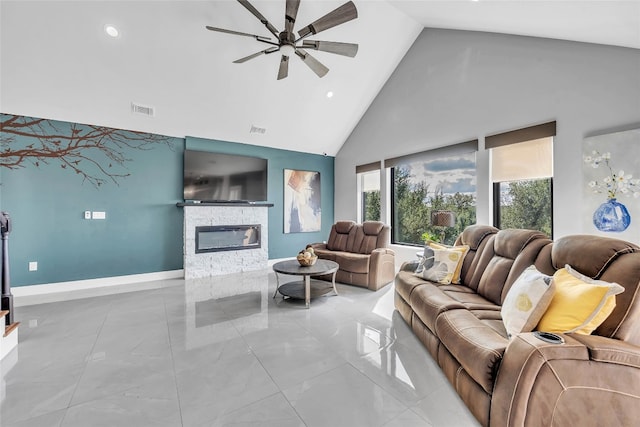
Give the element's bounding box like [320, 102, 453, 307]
[131, 102, 155, 117]
[250, 125, 266, 134]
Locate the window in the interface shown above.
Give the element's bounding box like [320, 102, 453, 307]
[386, 141, 478, 246]
[488, 122, 555, 237]
[356, 162, 381, 222]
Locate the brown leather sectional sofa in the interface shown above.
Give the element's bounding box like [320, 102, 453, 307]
[395, 224, 640, 426]
[310, 220, 396, 291]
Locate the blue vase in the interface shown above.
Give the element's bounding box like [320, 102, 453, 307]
[593, 198, 631, 232]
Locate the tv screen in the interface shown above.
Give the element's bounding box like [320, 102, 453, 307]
[183, 150, 268, 202]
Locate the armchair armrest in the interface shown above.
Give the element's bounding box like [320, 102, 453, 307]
[491, 332, 640, 427]
[368, 248, 396, 291]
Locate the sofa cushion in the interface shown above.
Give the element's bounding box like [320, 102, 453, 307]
[436, 309, 509, 394]
[362, 220, 384, 236]
[537, 265, 624, 335]
[410, 284, 466, 333]
[442, 290, 502, 311]
[334, 252, 370, 274]
[454, 225, 499, 290]
[395, 268, 431, 304]
[501, 265, 555, 338]
[326, 221, 356, 251]
[350, 221, 389, 254]
[475, 229, 551, 306]
[312, 248, 337, 262]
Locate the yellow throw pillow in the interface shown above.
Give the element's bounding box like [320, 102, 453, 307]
[501, 266, 555, 338]
[427, 242, 469, 284]
[416, 244, 470, 285]
[536, 265, 624, 335]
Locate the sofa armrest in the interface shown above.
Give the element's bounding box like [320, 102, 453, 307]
[399, 260, 419, 273]
[368, 248, 396, 291]
[491, 332, 640, 427]
[309, 242, 327, 251]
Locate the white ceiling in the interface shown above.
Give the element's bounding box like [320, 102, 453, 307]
[2, 1, 639, 156]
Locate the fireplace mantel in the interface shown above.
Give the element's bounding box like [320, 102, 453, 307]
[177, 202, 274, 208]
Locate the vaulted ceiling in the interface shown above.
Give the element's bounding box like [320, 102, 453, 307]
[2, 1, 638, 156]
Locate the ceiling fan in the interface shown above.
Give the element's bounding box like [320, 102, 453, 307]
[206, 0, 358, 80]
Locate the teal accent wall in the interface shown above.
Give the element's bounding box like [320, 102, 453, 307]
[0, 114, 185, 287]
[185, 136, 335, 259]
[0, 115, 335, 287]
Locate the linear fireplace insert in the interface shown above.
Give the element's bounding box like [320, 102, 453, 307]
[195, 225, 261, 254]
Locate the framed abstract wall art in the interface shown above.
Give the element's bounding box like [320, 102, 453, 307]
[284, 169, 321, 233]
[582, 127, 640, 243]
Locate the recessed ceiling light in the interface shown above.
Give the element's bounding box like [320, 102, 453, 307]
[326, 91, 334, 98]
[104, 25, 119, 38]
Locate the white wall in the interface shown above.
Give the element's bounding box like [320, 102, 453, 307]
[335, 28, 640, 263]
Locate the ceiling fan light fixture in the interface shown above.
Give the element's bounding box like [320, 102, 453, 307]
[206, 0, 358, 80]
[280, 44, 296, 57]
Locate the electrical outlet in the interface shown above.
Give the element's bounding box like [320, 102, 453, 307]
[29, 261, 38, 271]
[84, 211, 91, 219]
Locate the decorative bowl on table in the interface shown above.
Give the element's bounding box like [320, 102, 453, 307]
[297, 255, 318, 266]
[296, 246, 317, 266]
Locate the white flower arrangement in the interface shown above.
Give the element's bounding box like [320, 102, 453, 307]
[584, 150, 640, 199]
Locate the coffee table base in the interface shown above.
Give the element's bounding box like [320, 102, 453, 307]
[272, 260, 339, 308]
[276, 280, 335, 305]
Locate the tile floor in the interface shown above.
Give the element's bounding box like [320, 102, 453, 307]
[0, 269, 479, 427]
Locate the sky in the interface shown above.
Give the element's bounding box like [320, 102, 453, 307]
[405, 152, 476, 195]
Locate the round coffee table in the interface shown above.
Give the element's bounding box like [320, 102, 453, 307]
[272, 259, 339, 308]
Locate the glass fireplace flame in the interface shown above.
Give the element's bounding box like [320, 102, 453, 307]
[195, 225, 261, 253]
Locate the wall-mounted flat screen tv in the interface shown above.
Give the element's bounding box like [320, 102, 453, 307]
[183, 150, 268, 202]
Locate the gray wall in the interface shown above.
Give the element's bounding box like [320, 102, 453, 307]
[335, 28, 640, 248]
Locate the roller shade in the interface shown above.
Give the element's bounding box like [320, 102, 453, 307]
[356, 161, 381, 174]
[491, 137, 553, 182]
[384, 140, 478, 169]
[485, 121, 556, 149]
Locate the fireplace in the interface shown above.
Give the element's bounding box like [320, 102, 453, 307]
[195, 225, 261, 254]
[181, 203, 271, 279]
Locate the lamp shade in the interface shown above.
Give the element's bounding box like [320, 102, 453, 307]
[431, 210, 456, 227]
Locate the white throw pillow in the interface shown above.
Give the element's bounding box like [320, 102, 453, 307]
[501, 265, 555, 338]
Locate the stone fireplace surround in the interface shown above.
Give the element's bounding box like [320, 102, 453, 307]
[178, 202, 273, 280]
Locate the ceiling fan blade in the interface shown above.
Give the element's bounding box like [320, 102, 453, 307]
[301, 40, 358, 57]
[295, 50, 329, 78]
[277, 55, 289, 80]
[233, 47, 279, 64]
[285, 0, 301, 33]
[297, 1, 357, 39]
[237, 0, 280, 38]
[205, 26, 273, 43]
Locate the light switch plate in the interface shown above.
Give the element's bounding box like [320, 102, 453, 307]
[92, 211, 106, 220]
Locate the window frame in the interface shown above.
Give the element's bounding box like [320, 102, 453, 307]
[385, 140, 479, 246]
[493, 178, 554, 237]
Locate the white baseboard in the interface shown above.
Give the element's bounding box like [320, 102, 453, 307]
[12, 270, 184, 306]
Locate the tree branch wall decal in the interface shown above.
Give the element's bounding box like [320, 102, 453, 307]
[1, 114, 174, 188]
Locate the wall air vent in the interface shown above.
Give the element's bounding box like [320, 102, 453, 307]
[131, 102, 155, 117]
